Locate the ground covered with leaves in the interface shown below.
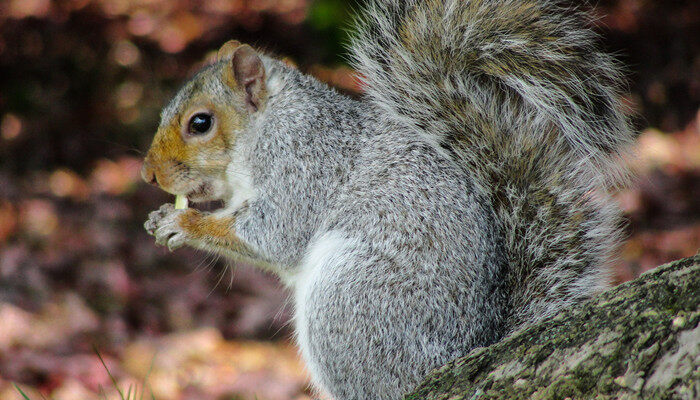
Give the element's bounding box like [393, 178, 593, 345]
[0, 1, 698, 399]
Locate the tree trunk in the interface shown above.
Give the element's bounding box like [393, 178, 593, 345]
[405, 256, 700, 400]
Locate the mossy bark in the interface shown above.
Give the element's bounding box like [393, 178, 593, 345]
[405, 256, 700, 400]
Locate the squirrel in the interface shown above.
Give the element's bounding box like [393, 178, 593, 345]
[141, 0, 634, 398]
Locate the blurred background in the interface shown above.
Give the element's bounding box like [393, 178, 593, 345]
[0, 0, 698, 399]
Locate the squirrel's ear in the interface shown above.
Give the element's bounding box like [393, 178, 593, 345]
[216, 40, 242, 61]
[230, 45, 266, 113]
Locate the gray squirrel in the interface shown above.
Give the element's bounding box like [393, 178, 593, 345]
[141, 0, 634, 398]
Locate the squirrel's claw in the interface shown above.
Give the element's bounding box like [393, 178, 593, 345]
[145, 203, 188, 251]
[165, 232, 186, 251]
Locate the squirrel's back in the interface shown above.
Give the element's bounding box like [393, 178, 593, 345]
[350, 0, 634, 328]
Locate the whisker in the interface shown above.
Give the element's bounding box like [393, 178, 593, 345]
[204, 253, 220, 274]
[191, 251, 214, 274]
[270, 289, 295, 338]
[90, 138, 145, 155]
[207, 255, 226, 297]
[226, 261, 237, 292]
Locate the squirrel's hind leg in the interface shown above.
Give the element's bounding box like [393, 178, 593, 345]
[293, 231, 466, 400]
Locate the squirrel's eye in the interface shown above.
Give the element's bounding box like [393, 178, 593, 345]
[188, 113, 212, 135]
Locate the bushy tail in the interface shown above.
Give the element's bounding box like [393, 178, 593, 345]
[350, 0, 634, 328]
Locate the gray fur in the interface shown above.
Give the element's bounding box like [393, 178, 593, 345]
[146, 1, 634, 399]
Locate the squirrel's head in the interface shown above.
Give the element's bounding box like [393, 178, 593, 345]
[141, 40, 266, 203]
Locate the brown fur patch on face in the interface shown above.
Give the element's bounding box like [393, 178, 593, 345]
[144, 87, 247, 197]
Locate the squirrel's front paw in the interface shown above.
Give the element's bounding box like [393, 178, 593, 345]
[145, 203, 193, 251]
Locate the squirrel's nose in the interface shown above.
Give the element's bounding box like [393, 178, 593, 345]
[141, 161, 159, 186]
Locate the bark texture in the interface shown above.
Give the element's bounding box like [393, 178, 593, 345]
[406, 256, 700, 400]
